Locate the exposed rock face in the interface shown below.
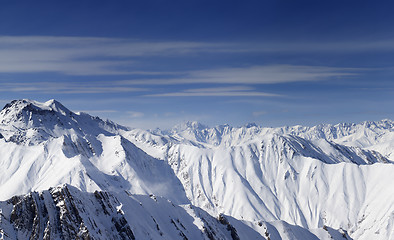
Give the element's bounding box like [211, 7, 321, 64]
[3, 186, 134, 240]
[0, 185, 251, 240]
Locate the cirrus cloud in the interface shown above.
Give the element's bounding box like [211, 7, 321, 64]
[0, 35, 379, 77]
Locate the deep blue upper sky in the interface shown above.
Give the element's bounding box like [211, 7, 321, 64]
[0, 0, 394, 129]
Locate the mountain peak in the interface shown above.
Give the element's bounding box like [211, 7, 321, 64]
[244, 122, 258, 128]
[1, 98, 70, 115]
[0, 99, 73, 125]
[44, 99, 67, 110]
[171, 121, 209, 132]
[0, 99, 126, 145]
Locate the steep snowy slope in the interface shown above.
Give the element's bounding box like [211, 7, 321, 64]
[125, 121, 394, 240]
[0, 99, 188, 204]
[0, 185, 351, 240]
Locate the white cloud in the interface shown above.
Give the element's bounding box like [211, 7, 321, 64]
[118, 65, 359, 86]
[0, 64, 358, 97]
[145, 86, 281, 97]
[127, 111, 145, 118]
[146, 92, 278, 97]
[187, 65, 358, 84]
[0, 36, 225, 75]
[0, 35, 381, 77]
[0, 82, 147, 94]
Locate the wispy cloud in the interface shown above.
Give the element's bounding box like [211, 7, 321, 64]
[0, 35, 386, 76]
[0, 64, 357, 96]
[127, 111, 145, 118]
[0, 82, 147, 94]
[187, 65, 357, 84]
[0, 36, 224, 57]
[0, 36, 227, 75]
[0, 36, 375, 101]
[145, 86, 281, 97]
[119, 65, 359, 85]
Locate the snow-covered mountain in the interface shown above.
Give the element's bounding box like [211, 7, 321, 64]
[0, 99, 188, 204]
[126, 121, 394, 239]
[1, 99, 394, 239]
[0, 185, 349, 240]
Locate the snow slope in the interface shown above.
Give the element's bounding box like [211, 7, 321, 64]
[0, 99, 188, 204]
[126, 121, 394, 240]
[1, 100, 394, 239]
[0, 185, 350, 240]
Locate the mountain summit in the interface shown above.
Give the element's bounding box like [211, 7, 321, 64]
[0, 99, 126, 145]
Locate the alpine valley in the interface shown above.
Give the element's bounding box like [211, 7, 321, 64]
[0, 99, 393, 240]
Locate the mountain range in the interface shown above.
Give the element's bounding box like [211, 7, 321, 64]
[1, 99, 393, 239]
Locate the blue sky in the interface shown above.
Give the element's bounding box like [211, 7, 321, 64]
[1, 0, 394, 129]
